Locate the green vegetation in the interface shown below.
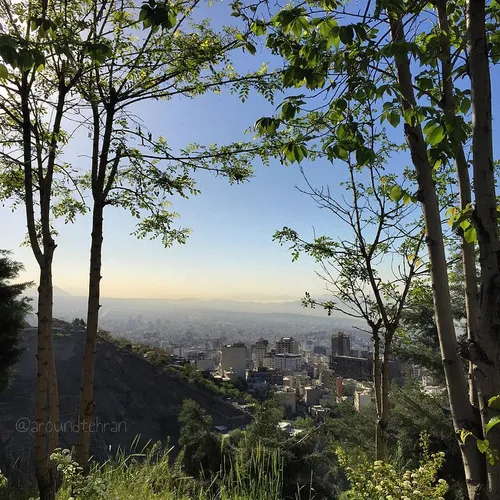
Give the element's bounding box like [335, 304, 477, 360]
[0, 250, 32, 392]
[170, 363, 254, 402]
[337, 441, 449, 500]
[50, 444, 284, 500]
[25, 395, 450, 500]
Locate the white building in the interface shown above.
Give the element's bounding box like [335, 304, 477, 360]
[274, 353, 302, 371]
[220, 344, 247, 379]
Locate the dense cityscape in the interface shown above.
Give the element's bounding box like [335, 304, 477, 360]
[126, 327, 440, 424]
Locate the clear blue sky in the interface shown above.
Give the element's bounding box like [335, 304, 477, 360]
[1, 1, 498, 300]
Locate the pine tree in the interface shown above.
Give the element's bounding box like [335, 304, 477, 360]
[0, 250, 32, 392]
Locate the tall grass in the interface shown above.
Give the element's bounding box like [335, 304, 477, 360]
[47, 441, 288, 500]
[217, 444, 283, 500]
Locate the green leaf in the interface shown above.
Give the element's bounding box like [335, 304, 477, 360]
[245, 42, 256, 55]
[281, 101, 297, 120]
[251, 21, 266, 36]
[255, 117, 281, 135]
[389, 185, 403, 202]
[356, 147, 374, 166]
[336, 98, 347, 112]
[486, 416, 500, 435]
[489, 396, 500, 410]
[0, 63, 8, 79]
[463, 225, 477, 244]
[460, 98, 471, 115]
[403, 193, 413, 205]
[387, 110, 400, 127]
[427, 124, 445, 146]
[459, 429, 473, 443]
[417, 76, 433, 91]
[339, 25, 354, 45]
[477, 439, 490, 453]
[139, 6, 150, 21]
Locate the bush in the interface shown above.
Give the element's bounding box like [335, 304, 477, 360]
[337, 437, 449, 500]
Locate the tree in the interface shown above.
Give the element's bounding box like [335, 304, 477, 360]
[465, 0, 500, 494]
[178, 399, 222, 478]
[239, 0, 500, 494]
[395, 256, 470, 384]
[274, 128, 425, 460]
[0, 0, 278, 489]
[394, 279, 445, 382]
[245, 399, 285, 449]
[68, 0, 278, 469]
[0, 2, 98, 497]
[0, 250, 32, 392]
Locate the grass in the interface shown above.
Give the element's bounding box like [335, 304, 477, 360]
[44, 441, 287, 500]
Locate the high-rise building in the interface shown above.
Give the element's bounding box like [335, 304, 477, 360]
[276, 336, 299, 354]
[253, 337, 269, 368]
[331, 332, 351, 356]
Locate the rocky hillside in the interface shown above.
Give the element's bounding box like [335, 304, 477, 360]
[0, 320, 249, 484]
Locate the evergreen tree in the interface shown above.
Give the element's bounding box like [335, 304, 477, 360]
[178, 399, 222, 478]
[0, 250, 31, 392]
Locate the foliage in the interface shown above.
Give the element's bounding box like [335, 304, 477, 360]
[174, 364, 253, 402]
[393, 279, 444, 381]
[338, 441, 449, 500]
[459, 396, 500, 466]
[244, 399, 285, 449]
[293, 417, 315, 430]
[236, 400, 340, 498]
[46, 443, 287, 500]
[319, 384, 465, 497]
[272, 119, 425, 460]
[50, 449, 106, 499]
[394, 254, 470, 382]
[178, 399, 223, 478]
[0, 471, 7, 489]
[0, 250, 32, 392]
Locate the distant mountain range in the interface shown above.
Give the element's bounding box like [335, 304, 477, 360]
[25, 286, 350, 318]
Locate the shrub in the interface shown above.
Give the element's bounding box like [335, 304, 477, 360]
[337, 442, 449, 500]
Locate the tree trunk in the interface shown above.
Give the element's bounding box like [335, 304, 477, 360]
[388, 12, 487, 498]
[372, 328, 383, 460]
[21, 73, 59, 500]
[376, 348, 390, 462]
[436, 0, 481, 410]
[75, 100, 116, 469]
[466, 0, 500, 495]
[35, 262, 57, 500]
[75, 200, 104, 469]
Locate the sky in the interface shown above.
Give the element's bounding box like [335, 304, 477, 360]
[1, 1, 499, 301]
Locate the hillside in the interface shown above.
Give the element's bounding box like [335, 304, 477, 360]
[0, 320, 250, 484]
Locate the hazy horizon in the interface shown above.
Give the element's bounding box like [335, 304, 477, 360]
[25, 284, 331, 304]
